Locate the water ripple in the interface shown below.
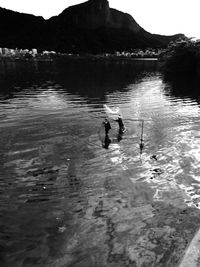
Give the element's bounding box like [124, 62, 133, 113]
[1, 61, 200, 266]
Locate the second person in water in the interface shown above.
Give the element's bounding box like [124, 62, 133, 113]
[115, 115, 126, 134]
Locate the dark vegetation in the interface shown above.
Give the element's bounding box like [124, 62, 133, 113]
[0, 0, 185, 53]
[160, 39, 200, 77]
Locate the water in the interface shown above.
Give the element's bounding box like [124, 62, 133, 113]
[1, 59, 200, 266]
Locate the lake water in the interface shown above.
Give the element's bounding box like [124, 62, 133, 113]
[1, 58, 200, 267]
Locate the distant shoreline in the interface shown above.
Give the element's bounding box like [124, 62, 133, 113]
[0, 54, 158, 62]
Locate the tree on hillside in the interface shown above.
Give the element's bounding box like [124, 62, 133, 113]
[160, 38, 200, 75]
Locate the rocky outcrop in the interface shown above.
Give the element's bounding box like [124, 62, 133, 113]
[108, 8, 141, 32]
[54, 0, 110, 29]
[50, 0, 141, 32]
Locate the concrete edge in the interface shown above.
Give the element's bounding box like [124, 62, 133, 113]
[179, 228, 200, 267]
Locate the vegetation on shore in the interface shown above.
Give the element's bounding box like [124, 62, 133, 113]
[160, 38, 200, 76]
[0, 47, 163, 60]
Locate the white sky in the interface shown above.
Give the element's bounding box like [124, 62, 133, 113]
[0, 0, 199, 38]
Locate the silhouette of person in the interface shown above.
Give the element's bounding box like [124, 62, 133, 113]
[103, 118, 111, 135]
[115, 115, 126, 134]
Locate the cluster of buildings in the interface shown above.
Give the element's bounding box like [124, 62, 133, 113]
[0, 47, 162, 59]
[0, 48, 58, 59]
[115, 48, 162, 58]
[0, 48, 38, 57]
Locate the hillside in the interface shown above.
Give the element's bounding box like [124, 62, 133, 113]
[0, 0, 186, 53]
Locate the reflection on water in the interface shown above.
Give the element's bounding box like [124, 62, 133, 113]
[1, 59, 200, 266]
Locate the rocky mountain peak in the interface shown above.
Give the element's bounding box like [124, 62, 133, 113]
[89, 0, 109, 7]
[0, 0, 186, 52]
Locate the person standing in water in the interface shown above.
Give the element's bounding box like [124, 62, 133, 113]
[115, 115, 126, 134]
[103, 118, 111, 135]
[101, 118, 112, 149]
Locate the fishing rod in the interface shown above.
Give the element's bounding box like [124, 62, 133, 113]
[140, 119, 144, 151]
[100, 115, 147, 158]
[118, 118, 146, 152]
[125, 118, 146, 159]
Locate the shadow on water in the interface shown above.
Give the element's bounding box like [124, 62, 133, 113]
[163, 74, 200, 105]
[0, 59, 159, 104]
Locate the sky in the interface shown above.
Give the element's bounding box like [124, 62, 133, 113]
[0, 0, 199, 38]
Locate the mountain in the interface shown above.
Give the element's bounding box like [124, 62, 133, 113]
[48, 0, 142, 32]
[0, 0, 186, 53]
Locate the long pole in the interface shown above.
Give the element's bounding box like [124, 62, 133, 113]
[139, 120, 144, 159]
[140, 119, 144, 143]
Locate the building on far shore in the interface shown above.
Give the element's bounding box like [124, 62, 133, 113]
[0, 47, 38, 57]
[32, 49, 38, 57]
[2, 48, 9, 55]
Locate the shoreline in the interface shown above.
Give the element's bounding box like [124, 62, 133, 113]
[0, 54, 159, 62]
